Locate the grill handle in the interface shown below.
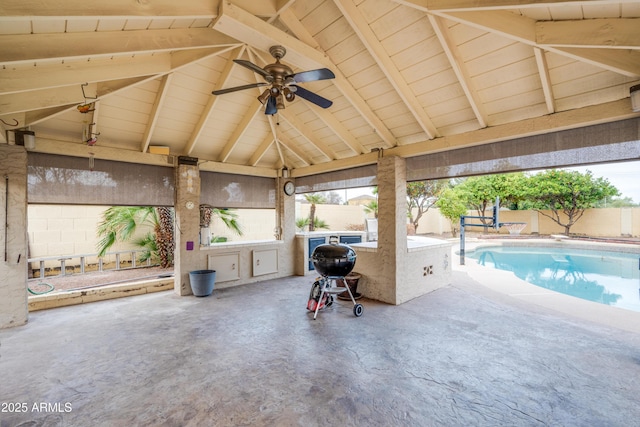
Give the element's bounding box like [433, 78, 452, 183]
[329, 235, 339, 244]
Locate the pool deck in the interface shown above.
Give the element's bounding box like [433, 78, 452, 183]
[456, 237, 640, 334]
[2, 237, 640, 425]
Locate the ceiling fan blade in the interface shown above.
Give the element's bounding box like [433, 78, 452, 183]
[212, 82, 268, 96]
[292, 85, 333, 109]
[289, 68, 335, 83]
[233, 59, 271, 79]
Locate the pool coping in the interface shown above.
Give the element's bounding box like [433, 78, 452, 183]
[452, 238, 640, 334]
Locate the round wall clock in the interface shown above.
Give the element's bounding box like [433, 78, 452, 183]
[283, 181, 295, 196]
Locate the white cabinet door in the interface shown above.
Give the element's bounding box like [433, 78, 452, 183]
[208, 253, 240, 282]
[252, 249, 278, 276]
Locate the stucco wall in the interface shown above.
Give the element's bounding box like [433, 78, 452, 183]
[1, 145, 28, 329]
[420, 207, 640, 237]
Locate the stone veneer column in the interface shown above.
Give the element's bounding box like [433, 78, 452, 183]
[174, 163, 201, 296]
[376, 155, 408, 305]
[0, 145, 28, 328]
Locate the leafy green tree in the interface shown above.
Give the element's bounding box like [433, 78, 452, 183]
[406, 180, 448, 233]
[454, 173, 527, 231]
[304, 193, 326, 231]
[96, 206, 174, 268]
[207, 207, 243, 238]
[312, 217, 330, 230]
[597, 196, 638, 208]
[435, 188, 469, 237]
[525, 169, 619, 235]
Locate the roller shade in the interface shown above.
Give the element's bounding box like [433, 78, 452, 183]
[295, 165, 377, 193]
[28, 153, 174, 206]
[200, 171, 275, 208]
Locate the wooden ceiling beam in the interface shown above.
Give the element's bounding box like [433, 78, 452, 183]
[0, 54, 172, 96]
[0, 28, 238, 65]
[248, 135, 275, 166]
[334, 0, 438, 139]
[293, 98, 637, 177]
[141, 74, 173, 153]
[394, 0, 610, 12]
[214, 1, 398, 148]
[428, 14, 487, 128]
[185, 46, 246, 156]
[533, 48, 556, 114]
[218, 104, 263, 162]
[426, 10, 640, 76]
[279, 111, 337, 161]
[0, 0, 216, 17]
[536, 18, 640, 49]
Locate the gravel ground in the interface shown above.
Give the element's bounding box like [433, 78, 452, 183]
[27, 266, 174, 295]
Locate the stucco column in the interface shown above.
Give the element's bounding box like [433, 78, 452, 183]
[174, 163, 201, 296]
[278, 177, 296, 276]
[0, 145, 28, 328]
[375, 155, 407, 304]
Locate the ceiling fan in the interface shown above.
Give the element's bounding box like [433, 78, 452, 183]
[212, 46, 335, 115]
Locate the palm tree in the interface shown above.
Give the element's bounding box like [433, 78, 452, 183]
[200, 205, 243, 241]
[363, 200, 378, 218]
[304, 193, 326, 231]
[96, 206, 174, 268]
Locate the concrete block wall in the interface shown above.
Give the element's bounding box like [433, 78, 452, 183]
[27, 205, 149, 268]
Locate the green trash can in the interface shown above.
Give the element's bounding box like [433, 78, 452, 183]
[189, 270, 216, 297]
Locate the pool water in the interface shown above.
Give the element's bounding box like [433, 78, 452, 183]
[467, 246, 640, 312]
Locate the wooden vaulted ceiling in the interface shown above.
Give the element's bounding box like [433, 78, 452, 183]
[1, 0, 639, 178]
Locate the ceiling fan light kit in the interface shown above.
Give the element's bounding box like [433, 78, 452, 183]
[212, 45, 335, 115]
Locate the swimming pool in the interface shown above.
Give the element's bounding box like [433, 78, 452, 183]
[466, 245, 640, 312]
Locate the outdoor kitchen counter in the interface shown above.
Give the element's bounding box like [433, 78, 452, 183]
[350, 236, 452, 252]
[349, 236, 453, 305]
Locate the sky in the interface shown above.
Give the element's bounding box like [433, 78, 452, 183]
[339, 160, 640, 204]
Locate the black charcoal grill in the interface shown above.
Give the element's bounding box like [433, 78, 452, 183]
[307, 237, 363, 319]
[311, 242, 357, 277]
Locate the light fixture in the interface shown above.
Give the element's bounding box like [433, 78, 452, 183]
[283, 87, 295, 102]
[15, 130, 36, 150]
[257, 89, 270, 105]
[265, 96, 277, 115]
[275, 94, 285, 110]
[630, 84, 640, 112]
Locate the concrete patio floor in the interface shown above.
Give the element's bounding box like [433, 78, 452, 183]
[2, 262, 640, 427]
